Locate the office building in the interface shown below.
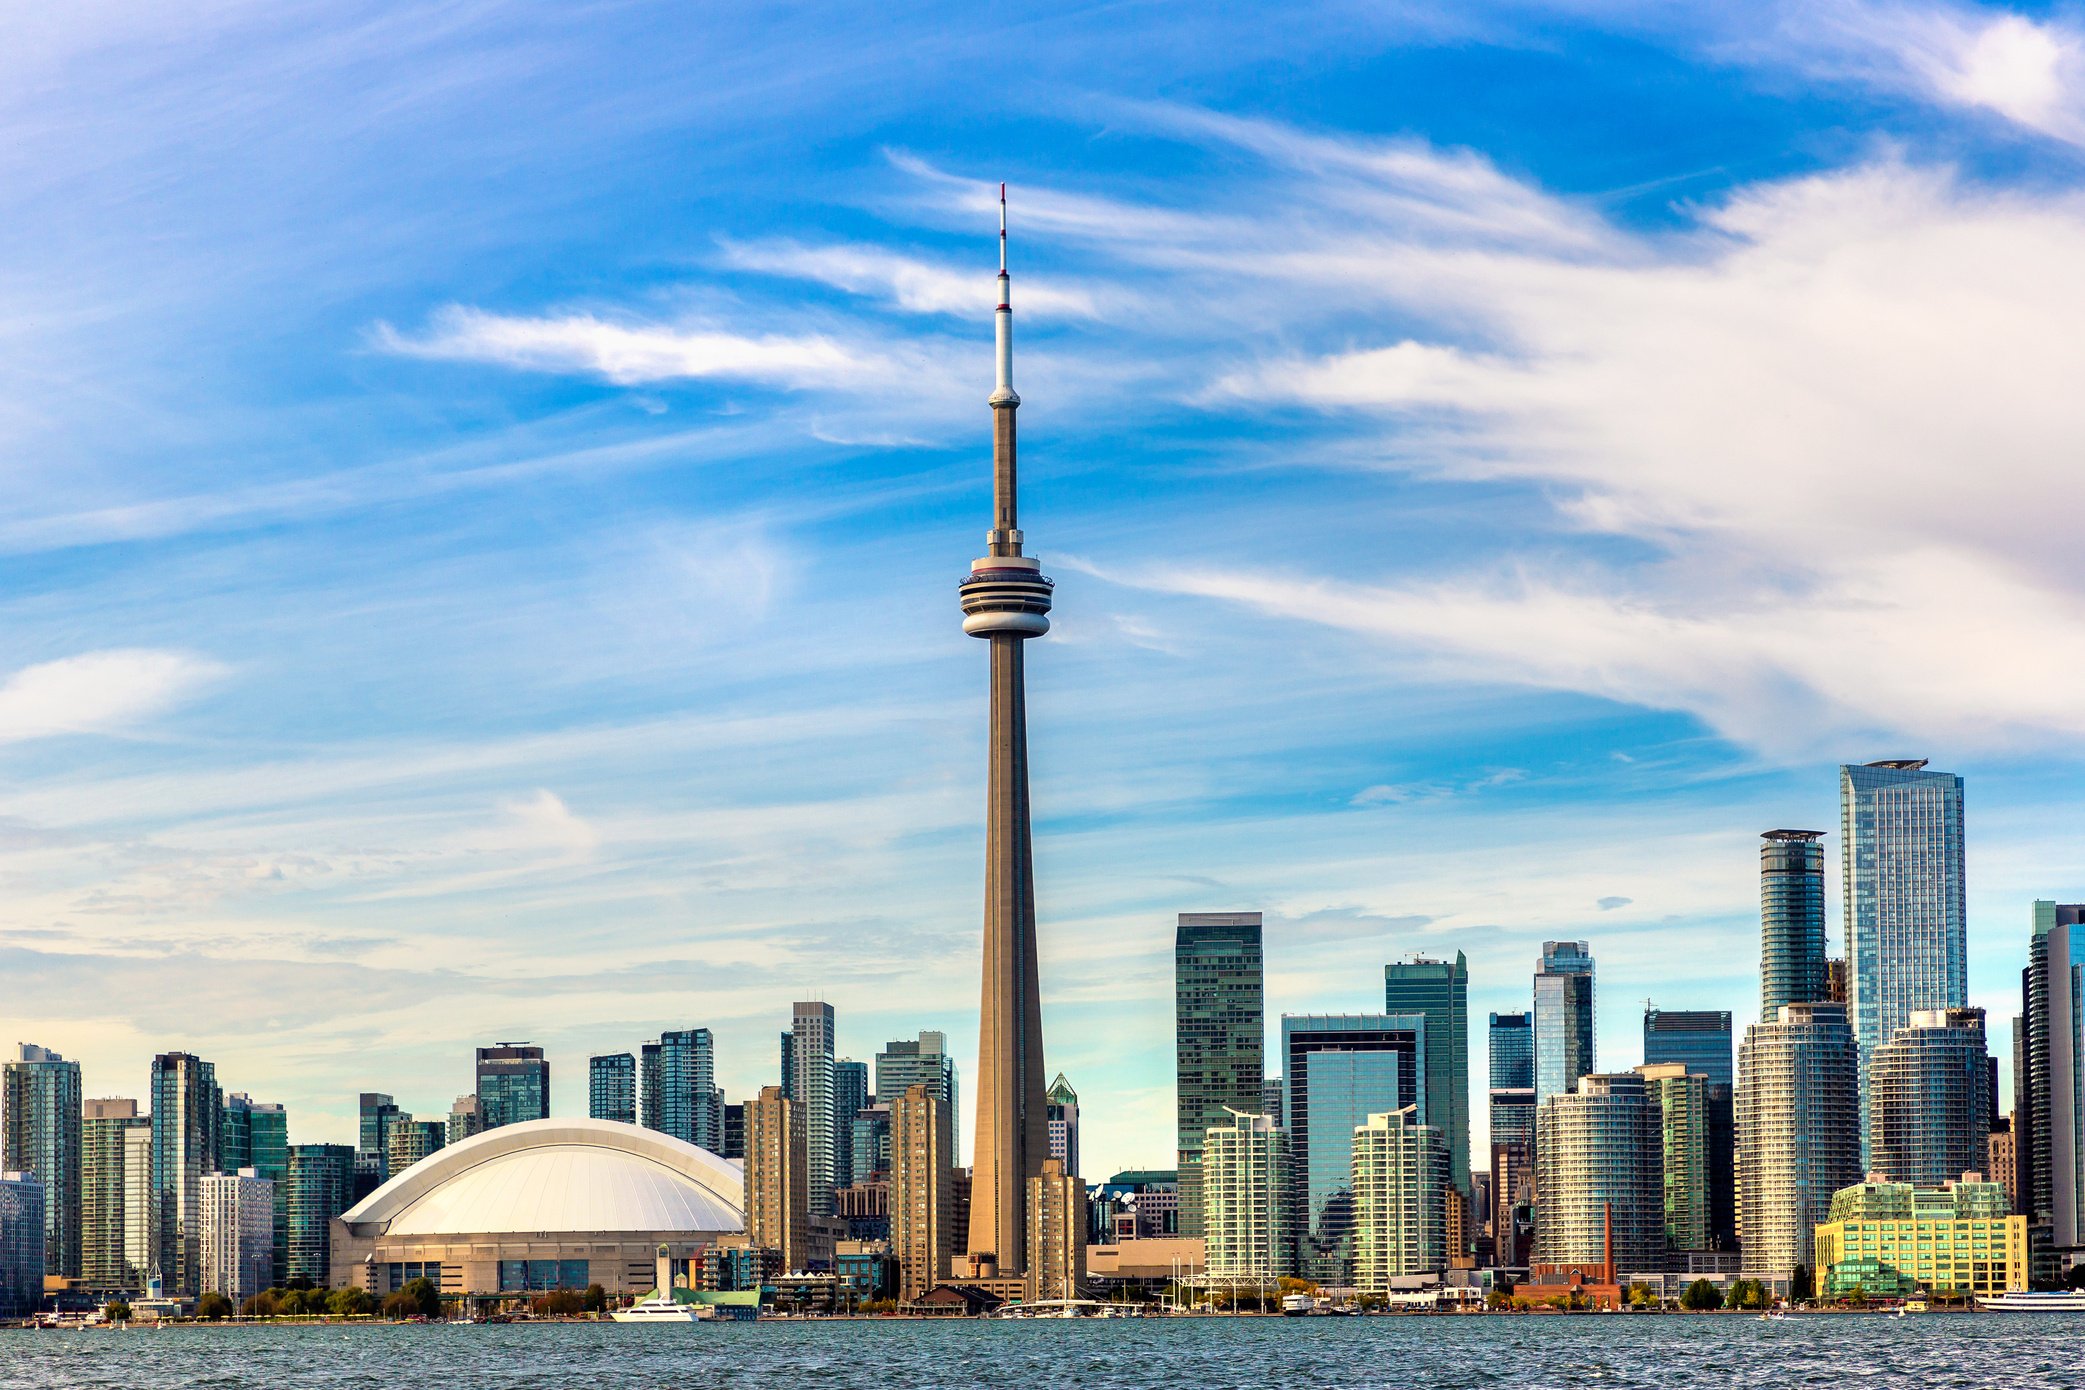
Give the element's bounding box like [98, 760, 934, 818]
[447, 1094, 485, 1145]
[851, 1103, 892, 1184]
[200, 1167, 274, 1302]
[652, 1029, 723, 1153]
[1046, 1073, 1079, 1176]
[1262, 1078, 1283, 1127]
[1636, 1063, 1709, 1255]
[874, 1032, 960, 1140]
[1488, 1009, 1536, 1216]
[834, 1059, 870, 1187]
[1869, 1007, 1992, 1188]
[1350, 1107, 1448, 1293]
[81, 1098, 151, 1291]
[1642, 1008, 1733, 1087]
[1, 1043, 82, 1279]
[589, 1053, 637, 1125]
[1175, 912, 1265, 1239]
[0, 1173, 44, 1317]
[386, 1117, 445, 1176]
[722, 1103, 746, 1161]
[1025, 1157, 1085, 1301]
[476, 1044, 550, 1129]
[1533, 942, 1596, 1112]
[1533, 1072, 1664, 1275]
[151, 1052, 221, 1296]
[226, 1095, 288, 1289]
[890, 1085, 954, 1301]
[787, 1004, 837, 1217]
[1813, 1179, 2025, 1299]
[2026, 902, 2085, 1248]
[1840, 760, 1967, 1142]
[285, 1143, 354, 1286]
[357, 1092, 400, 1187]
[1385, 953, 1470, 1200]
[1202, 1109, 1291, 1281]
[746, 1085, 809, 1272]
[1760, 829, 1829, 1019]
[1282, 1013, 1425, 1284]
[1737, 1001, 1861, 1278]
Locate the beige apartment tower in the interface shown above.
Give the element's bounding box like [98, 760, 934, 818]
[746, 1085, 809, 1272]
[890, 1085, 955, 1301]
[959, 186, 1055, 1279]
[1025, 1157, 1085, 1301]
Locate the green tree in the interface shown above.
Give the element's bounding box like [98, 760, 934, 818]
[1680, 1278, 1723, 1311]
[196, 1291, 234, 1320]
[1791, 1265, 1813, 1303]
[1846, 1283, 1866, 1307]
[327, 1287, 375, 1317]
[103, 1301, 132, 1323]
[400, 1276, 442, 1318]
[583, 1283, 607, 1314]
[241, 1291, 279, 1318]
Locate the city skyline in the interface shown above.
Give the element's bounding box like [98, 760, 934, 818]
[5, 1, 2085, 1189]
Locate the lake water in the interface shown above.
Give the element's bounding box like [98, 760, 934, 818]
[1, 1313, 2073, 1389]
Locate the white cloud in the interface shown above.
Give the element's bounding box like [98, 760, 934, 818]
[0, 649, 223, 743]
[718, 238, 1107, 319]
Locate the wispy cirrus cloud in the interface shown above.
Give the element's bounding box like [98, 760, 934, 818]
[0, 649, 224, 744]
[718, 238, 1109, 319]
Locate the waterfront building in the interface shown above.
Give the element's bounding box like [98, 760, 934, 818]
[1636, 1064, 1709, 1254]
[1385, 953, 1471, 1201]
[589, 1053, 636, 1125]
[151, 1052, 222, 1295]
[1737, 1001, 1861, 1278]
[786, 1004, 837, 1218]
[1046, 1073, 1079, 1177]
[1, 1043, 82, 1279]
[223, 1094, 289, 1283]
[0, 1173, 44, 1317]
[447, 1095, 485, 1146]
[890, 1084, 953, 1300]
[1840, 760, 1967, 1143]
[358, 1093, 401, 1186]
[1282, 1013, 1425, 1284]
[2026, 901, 2085, 1250]
[961, 196, 1058, 1282]
[850, 1103, 892, 1183]
[200, 1167, 274, 1302]
[1813, 1179, 2025, 1299]
[746, 1085, 809, 1272]
[285, 1143, 354, 1286]
[1175, 911, 1265, 1240]
[81, 1098, 152, 1291]
[875, 1032, 960, 1141]
[1350, 1107, 1448, 1293]
[834, 1059, 870, 1189]
[331, 1119, 743, 1295]
[1202, 1109, 1291, 1281]
[1761, 830, 1829, 1019]
[1026, 1157, 1085, 1300]
[1533, 942, 1596, 1113]
[386, 1118, 445, 1176]
[655, 1029, 724, 1154]
[1533, 1072, 1664, 1275]
[476, 1044, 550, 1129]
[1869, 1007, 1992, 1187]
[1642, 1007, 1737, 1250]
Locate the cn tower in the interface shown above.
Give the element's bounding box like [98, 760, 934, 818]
[960, 184, 1052, 1277]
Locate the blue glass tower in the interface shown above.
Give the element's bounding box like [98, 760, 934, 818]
[1281, 1014, 1425, 1284]
[1533, 942, 1595, 1113]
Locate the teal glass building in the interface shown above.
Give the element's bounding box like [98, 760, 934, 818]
[476, 1044, 550, 1130]
[1384, 953, 1470, 1200]
[1760, 829, 1828, 1018]
[1282, 1014, 1424, 1283]
[285, 1143, 355, 1285]
[589, 1052, 637, 1124]
[150, 1052, 222, 1296]
[1, 1043, 82, 1280]
[1533, 942, 1595, 1112]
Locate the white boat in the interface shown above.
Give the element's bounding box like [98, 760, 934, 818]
[1977, 1291, 2085, 1313]
[1280, 1293, 1316, 1317]
[611, 1294, 701, 1323]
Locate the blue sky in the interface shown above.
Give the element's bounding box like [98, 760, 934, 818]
[4, 0, 2085, 1179]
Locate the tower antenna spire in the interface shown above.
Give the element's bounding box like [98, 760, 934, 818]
[999, 181, 1008, 273]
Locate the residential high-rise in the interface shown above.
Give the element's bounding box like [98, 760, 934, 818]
[284, 1144, 354, 1286]
[1202, 1109, 1292, 1282]
[1025, 1157, 1085, 1301]
[446, 1094, 485, 1145]
[221, 1094, 287, 1288]
[785, 1004, 837, 1218]
[1736, 1001, 1861, 1279]
[746, 1085, 809, 1272]
[1488, 1011, 1536, 1170]
[639, 1041, 662, 1131]
[1533, 942, 1596, 1113]
[1761, 830, 1829, 1019]
[1, 1043, 82, 1279]
[890, 1085, 954, 1301]
[1350, 1107, 1448, 1292]
[656, 1029, 724, 1153]
[199, 1168, 273, 1303]
[589, 1053, 637, 1125]
[850, 1103, 892, 1184]
[357, 1093, 400, 1186]
[961, 189, 1056, 1279]
[81, 1098, 151, 1291]
[834, 1059, 871, 1187]
[475, 1044, 549, 1129]
[150, 1052, 221, 1295]
[2026, 901, 2085, 1248]
[1868, 1007, 1992, 1188]
[385, 1118, 444, 1176]
[1840, 760, 1967, 1143]
[1533, 1072, 1664, 1275]
[0, 1174, 45, 1317]
[1384, 953, 1470, 1200]
[1282, 1014, 1425, 1284]
[1642, 1007, 1736, 1251]
[1175, 912, 1266, 1240]
[1046, 1073, 1079, 1176]
[1635, 1063, 1709, 1255]
[875, 1032, 960, 1141]
[722, 1103, 745, 1161]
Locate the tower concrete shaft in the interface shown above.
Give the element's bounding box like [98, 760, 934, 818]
[959, 185, 1052, 1275]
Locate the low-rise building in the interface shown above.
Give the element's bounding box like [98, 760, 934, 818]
[1813, 1179, 2026, 1300]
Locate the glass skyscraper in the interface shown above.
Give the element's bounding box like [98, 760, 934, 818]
[2026, 902, 2085, 1246]
[284, 1143, 354, 1285]
[222, 1094, 288, 1286]
[1175, 913, 1265, 1239]
[1761, 829, 1828, 1018]
[357, 1092, 400, 1186]
[1384, 953, 1470, 1200]
[1642, 1008, 1732, 1087]
[834, 1059, 871, 1187]
[476, 1044, 550, 1129]
[0, 1174, 45, 1318]
[151, 1052, 222, 1296]
[1533, 941, 1596, 1113]
[1736, 1002, 1861, 1279]
[1867, 1007, 1992, 1188]
[1282, 1014, 1424, 1284]
[589, 1053, 637, 1124]
[875, 1031, 960, 1139]
[652, 1029, 722, 1152]
[788, 1002, 837, 1215]
[1, 1043, 82, 1279]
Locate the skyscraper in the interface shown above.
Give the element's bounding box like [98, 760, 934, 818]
[875, 1032, 960, 1141]
[1642, 1008, 1733, 1087]
[284, 1143, 354, 1286]
[446, 1094, 485, 1145]
[1202, 1108, 1292, 1282]
[1737, 1001, 1861, 1279]
[1487, 1011, 1536, 1159]
[1045, 1073, 1079, 1177]
[151, 1052, 221, 1295]
[1350, 1107, 1448, 1292]
[1761, 829, 1829, 1019]
[788, 1003, 837, 1216]
[1175, 911, 1265, 1240]
[1533, 1072, 1665, 1275]
[1533, 942, 1596, 1113]
[1026, 1158, 1085, 1300]
[962, 189, 1055, 1279]
[0, 1175, 45, 1317]
[81, 1098, 151, 1291]
[475, 1044, 549, 1129]
[851, 1103, 892, 1184]
[746, 1085, 809, 1273]
[1868, 1007, 1992, 1188]
[199, 1168, 273, 1303]
[220, 1095, 287, 1287]
[1840, 760, 1967, 1142]
[657, 1029, 723, 1153]
[589, 1053, 637, 1125]
[890, 1084, 954, 1301]
[385, 1118, 445, 1176]
[1282, 1014, 1425, 1284]
[1635, 1063, 1709, 1255]
[1, 1043, 82, 1279]
[639, 1041, 662, 1131]
[1384, 953, 1471, 1200]
[357, 1093, 400, 1186]
[834, 1059, 871, 1188]
[2027, 901, 2085, 1248]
